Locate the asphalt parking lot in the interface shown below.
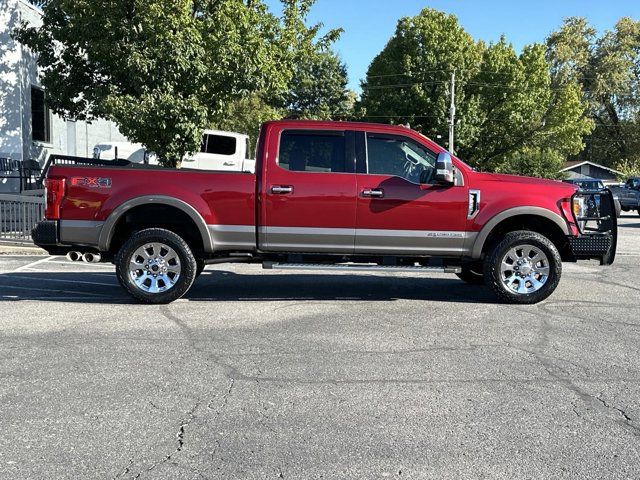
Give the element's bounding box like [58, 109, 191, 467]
[1, 216, 639, 479]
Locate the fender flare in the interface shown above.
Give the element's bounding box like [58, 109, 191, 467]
[98, 195, 214, 252]
[470, 206, 570, 259]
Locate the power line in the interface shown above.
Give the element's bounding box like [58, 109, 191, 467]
[365, 69, 631, 82]
[361, 79, 638, 95]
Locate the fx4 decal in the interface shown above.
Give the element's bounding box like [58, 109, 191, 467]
[70, 177, 112, 188]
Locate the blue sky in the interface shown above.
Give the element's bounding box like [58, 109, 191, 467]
[265, 0, 640, 93]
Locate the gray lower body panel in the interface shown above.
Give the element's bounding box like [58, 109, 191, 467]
[258, 226, 475, 257]
[259, 226, 355, 253]
[58, 222, 475, 258]
[355, 228, 476, 256]
[59, 220, 104, 247]
[208, 225, 256, 251]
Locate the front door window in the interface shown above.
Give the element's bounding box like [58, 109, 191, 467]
[367, 133, 437, 184]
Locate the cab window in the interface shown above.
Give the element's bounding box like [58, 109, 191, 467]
[201, 134, 237, 156]
[278, 131, 346, 173]
[366, 133, 437, 184]
[626, 179, 640, 190]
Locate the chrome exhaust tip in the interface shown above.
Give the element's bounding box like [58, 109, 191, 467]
[66, 251, 81, 262]
[82, 252, 102, 263]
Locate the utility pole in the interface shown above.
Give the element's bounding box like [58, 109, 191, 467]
[448, 70, 456, 154]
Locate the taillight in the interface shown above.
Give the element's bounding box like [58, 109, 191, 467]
[44, 177, 66, 220]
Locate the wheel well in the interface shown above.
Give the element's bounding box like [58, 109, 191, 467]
[481, 214, 572, 261]
[108, 204, 205, 255]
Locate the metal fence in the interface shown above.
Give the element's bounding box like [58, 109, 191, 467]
[0, 158, 43, 193]
[0, 193, 45, 244]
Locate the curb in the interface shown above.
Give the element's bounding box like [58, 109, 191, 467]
[0, 243, 48, 255]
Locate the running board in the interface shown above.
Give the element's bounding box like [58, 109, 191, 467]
[263, 262, 461, 274]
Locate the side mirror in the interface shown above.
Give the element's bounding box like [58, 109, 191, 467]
[434, 152, 455, 185]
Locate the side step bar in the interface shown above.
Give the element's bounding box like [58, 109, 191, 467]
[263, 262, 461, 274]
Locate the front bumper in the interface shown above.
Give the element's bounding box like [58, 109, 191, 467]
[570, 188, 617, 265]
[569, 234, 612, 258]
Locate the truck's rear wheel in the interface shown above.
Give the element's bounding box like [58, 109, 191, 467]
[115, 228, 197, 304]
[456, 261, 485, 285]
[484, 231, 561, 304]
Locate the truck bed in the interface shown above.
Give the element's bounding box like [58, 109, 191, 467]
[49, 163, 257, 227]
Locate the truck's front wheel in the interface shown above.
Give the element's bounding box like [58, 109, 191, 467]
[115, 228, 197, 304]
[484, 231, 561, 304]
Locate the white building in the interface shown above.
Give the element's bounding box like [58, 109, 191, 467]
[0, 0, 130, 164]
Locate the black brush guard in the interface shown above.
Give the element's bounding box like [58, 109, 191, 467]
[569, 188, 617, 265]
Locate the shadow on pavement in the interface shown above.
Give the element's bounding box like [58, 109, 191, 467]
[0, 270, 498, 304]
[618, 222, 640, 228]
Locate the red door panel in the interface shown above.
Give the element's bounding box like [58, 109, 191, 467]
[354, 131, 469, 256]
[259, 126, 357, 253]
[356, 175, 468, 254]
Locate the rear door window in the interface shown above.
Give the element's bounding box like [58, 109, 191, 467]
[278, 131, 347, 173]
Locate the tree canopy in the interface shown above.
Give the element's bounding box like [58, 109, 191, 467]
[16, 0, 344, 166]
[359, 8, 593, 178]
[217, 2, 354, 150]
[546, 17, 640, 172]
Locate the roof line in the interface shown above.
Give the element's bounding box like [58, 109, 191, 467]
[17, 0, 43, 15]
[559, 160, 623, 175]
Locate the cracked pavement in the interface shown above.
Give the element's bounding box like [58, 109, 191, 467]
[1, 216, 640, 479]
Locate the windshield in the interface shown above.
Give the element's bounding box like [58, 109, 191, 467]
[576, 180, 603, 190]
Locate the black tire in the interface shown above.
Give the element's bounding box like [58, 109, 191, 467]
[484, 230, 562, 304]
[456, 261, 485, 285]
[621, 206, 630, 212]
[115, 228, 197, 304]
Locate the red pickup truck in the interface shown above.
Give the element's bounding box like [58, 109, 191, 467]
[33, 120, 617, 304]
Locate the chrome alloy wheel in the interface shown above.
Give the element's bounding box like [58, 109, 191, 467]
[129, 242, 181, 293]
[499, 244, 550, 295]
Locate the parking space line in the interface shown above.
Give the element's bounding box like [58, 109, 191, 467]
[5, 275, 118, 288]
[46, 260, 114, 268]
[18, 267, 115, 278]
[14, 256, 54, 272]
[0, 283, 110, 297]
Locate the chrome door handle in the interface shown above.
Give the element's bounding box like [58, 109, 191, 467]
[271, 186, 293, 194]
[362, 188, 384, 198]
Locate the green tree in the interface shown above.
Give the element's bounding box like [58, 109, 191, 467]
[265, 0, 353, 119]
[217, 2, 354, 147]
[217, 93, 285, 153]
[359, 9, 483, 143]
[493, 148, 567, 180]
[278, 51, 354, 119]
[359, 8, 592, 178]
[547, 17, 640, 169]
[15, 0, 336, 166]
[615, 158, 640, 180]
[468, 41, 592, 173]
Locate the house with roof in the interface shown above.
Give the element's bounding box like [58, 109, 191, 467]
[0, 0, 130, 164]
[559, 160, 623, 185]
